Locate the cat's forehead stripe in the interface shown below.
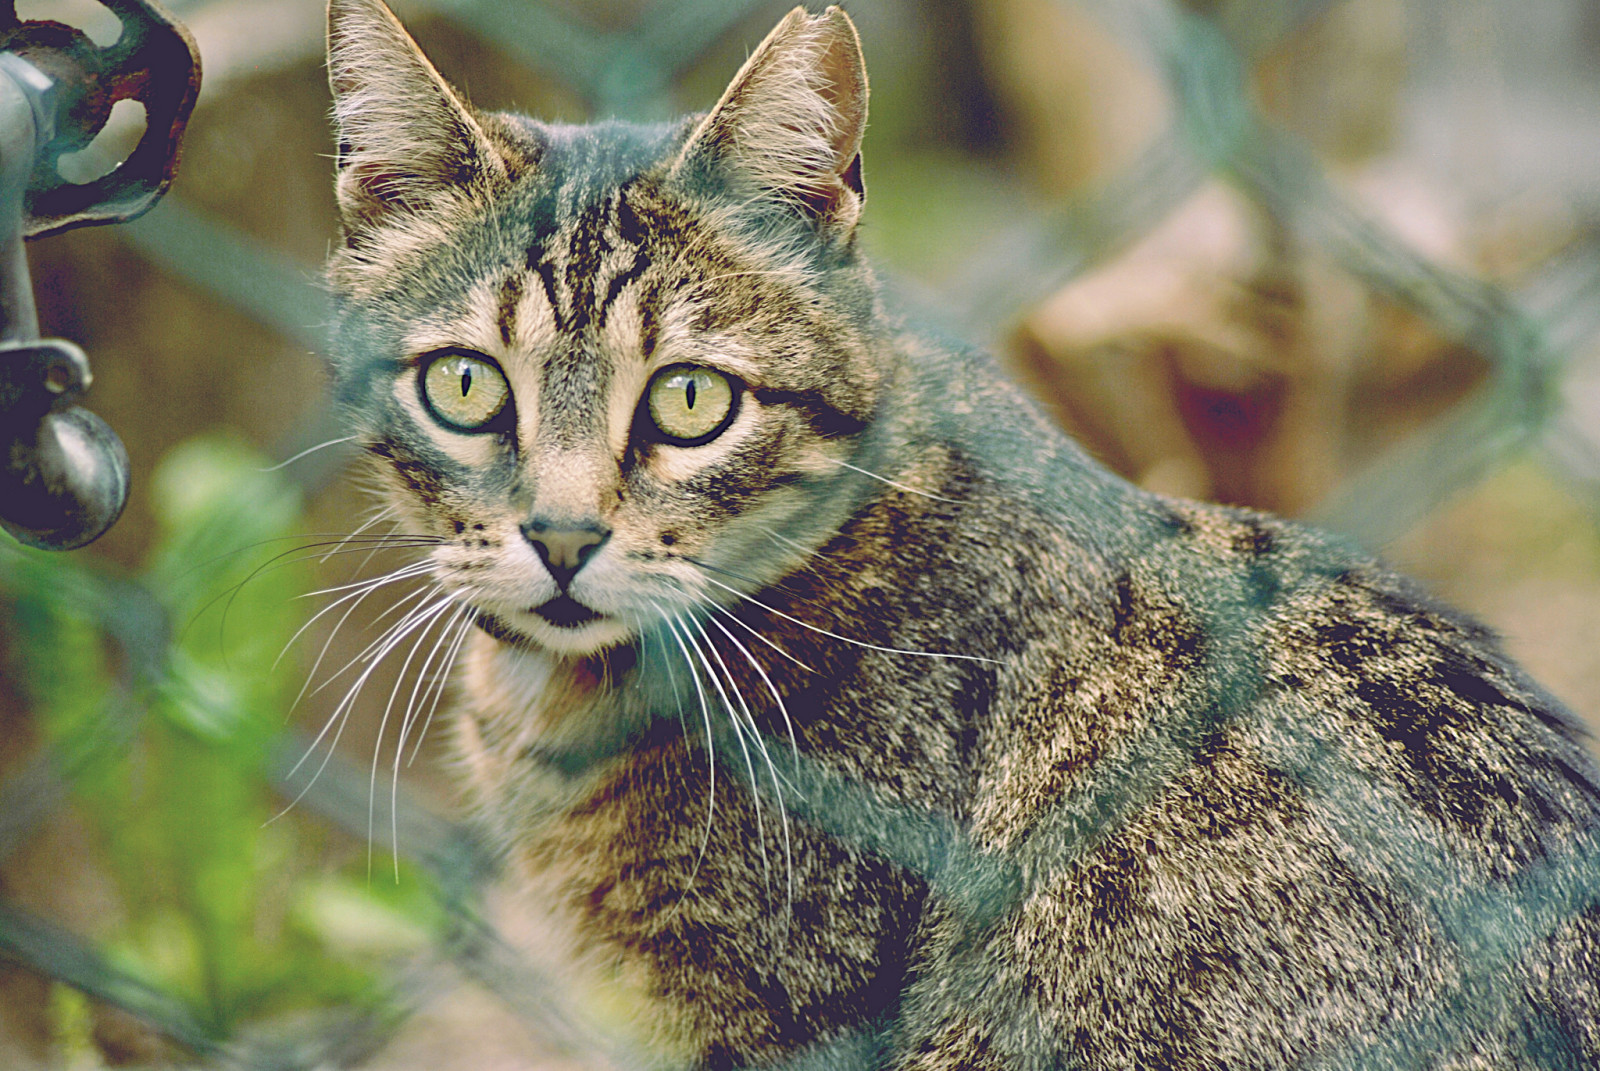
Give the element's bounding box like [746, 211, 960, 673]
[514, 185, 658, 356]
[596, 247, 650, 332]
[527, 256, 568, 334]
[495, 271, 523, 347]
[560, 195, 613, 333]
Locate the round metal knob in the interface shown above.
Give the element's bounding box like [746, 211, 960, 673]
[0, 339, 129, 550]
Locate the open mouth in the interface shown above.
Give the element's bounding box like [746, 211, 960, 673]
[533, 595, 603, 628]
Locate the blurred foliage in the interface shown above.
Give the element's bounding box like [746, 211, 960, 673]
[1, 439, 440, 1041]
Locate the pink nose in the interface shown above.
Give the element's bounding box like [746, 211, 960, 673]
[520, 520, 609, 588]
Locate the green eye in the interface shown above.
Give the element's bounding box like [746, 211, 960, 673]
[646, 366, 738, 445]
[421, 352, 510, 431]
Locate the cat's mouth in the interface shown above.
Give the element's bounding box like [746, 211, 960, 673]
[532, 594, 604, 629]
[472, 597, 631, 655]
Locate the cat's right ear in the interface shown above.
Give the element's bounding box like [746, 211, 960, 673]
[672, 6, 868, 239]
[326, 0, 506, 239]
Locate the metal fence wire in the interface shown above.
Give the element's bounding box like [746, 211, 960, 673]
[4, 0, 1600, 1067]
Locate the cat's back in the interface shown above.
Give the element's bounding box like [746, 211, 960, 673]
[905, 398, 1600, 1067]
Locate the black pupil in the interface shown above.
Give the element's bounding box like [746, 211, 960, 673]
[685, 379, 697, 409]
[459, 364, 472, 397]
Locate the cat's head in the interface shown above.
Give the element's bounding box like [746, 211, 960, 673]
[324, 0, 885, 657]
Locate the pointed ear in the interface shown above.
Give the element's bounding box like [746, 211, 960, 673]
[674, 5, 867, 236]
[326, 0, 506, 237]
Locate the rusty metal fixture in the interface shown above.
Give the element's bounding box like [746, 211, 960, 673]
[0, 0, 199, 550]
[0, 338, 129, 550]
[0, 0, 200, 238]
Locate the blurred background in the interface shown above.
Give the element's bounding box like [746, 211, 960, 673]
[3, 0, 1600, 1066]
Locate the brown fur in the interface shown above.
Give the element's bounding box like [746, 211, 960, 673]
[324, 3, 1600, 1067]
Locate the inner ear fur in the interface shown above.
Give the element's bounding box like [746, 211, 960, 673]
[326, 0, 507, 235]
[674, 5, 869, 235]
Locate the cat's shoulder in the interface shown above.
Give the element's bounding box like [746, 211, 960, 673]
[1113, 497, 1600, 868]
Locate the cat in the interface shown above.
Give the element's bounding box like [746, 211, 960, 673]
[322, 1, 1600, 1067]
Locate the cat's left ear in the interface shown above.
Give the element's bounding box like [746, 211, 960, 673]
[326, 0, 506, 239]
[673, 6, 868, 238]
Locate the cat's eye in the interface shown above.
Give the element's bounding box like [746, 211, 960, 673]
[646, 365, 738, 446]
[420, 351, 510, 431]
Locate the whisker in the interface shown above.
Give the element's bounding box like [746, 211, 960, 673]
[299, 557, 436, 601]
[307, 580, 437, 700]
[220, 536, 432, 650]
[652, 603, 719, 905]
[319, 506, 398, 563]
[286, 564, 435, 715]
[824, 458, 962, 504]
[761, 526, 818, 565]
[678, 614, 771, 890]
[393, 598, 470, 776]
[689, 613, 792, 779]
[756, 527, 867, 610]
[286, 585, 443, 777]
[697, 593, 816, 674]
[272, 584, 447, 823]
[700, 602, 803, 762]
[258, 435, 359, 473]
[179, 533, 439, 651]
[275, 558, 430, 673]
[352, 517, 414, 575]
[405, 606, 475, 768]
[690, 616, 793, 913]
[693, 570, 1005, 666]
[169, 528, 433, 590]
[367, 594, 458, 881]
[288, 592, 444, 817]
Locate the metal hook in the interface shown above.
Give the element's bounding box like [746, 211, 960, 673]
[0, 2, 199, 550]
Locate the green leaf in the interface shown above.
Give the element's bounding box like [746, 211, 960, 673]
[6, 435, 407, 1034]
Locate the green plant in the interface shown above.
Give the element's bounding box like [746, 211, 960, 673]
[2, 437, 438, 1039]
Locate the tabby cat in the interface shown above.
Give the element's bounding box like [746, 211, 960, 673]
[323, 2, 1600, 1067]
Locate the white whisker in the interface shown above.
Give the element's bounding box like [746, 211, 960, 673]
[308, 582, 436, 699]
[825, 458, 962, 504]
[697, 574, 1004, 665]
[319, 506, 398, 563]
[676, 613, 769, 886]
[353, 518, 414, 575]
[690, 615, 793, 914]
[652, 603, 720, 903]
[297, 589, 443, 772]
[699, 594, 816, 674]
[258, 435, 358, 473]
[700, 603, 802, 761]
[367, 594, 458, 880]
[762, 526, 813, 559]
[406, 606, 475, 768]
[299, 557, 434, 601]
[276, 558, 429, 679]
[397, 600, 470, 765]
[272, 584, 447, 823]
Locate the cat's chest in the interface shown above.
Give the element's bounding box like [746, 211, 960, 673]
[452, 635, 697, 1055]
[452, 633, 655, 851]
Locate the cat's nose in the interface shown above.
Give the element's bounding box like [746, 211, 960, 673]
[521, 519, 610, 589]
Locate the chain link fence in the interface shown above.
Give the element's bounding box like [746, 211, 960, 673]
[3, 0, 1600, 1067]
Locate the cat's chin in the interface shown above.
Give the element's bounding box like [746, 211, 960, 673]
[474, 607, 635, 658]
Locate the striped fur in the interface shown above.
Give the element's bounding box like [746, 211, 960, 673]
[324, 3, 1600, 1067]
